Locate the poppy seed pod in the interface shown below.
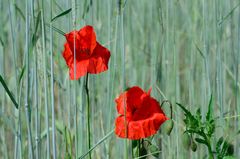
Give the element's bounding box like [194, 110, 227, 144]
[165, 119, 174, 136]
[191, 140, 197, 152]
[182, 133, 191, 150]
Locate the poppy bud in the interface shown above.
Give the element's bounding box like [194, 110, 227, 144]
[165, 119, 174, 135]
[227, 143, 234, 156]
[191, 140, 197, 152]
[182, 133, 191, 150]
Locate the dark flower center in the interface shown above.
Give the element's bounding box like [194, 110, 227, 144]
[79, 48, 91, 55]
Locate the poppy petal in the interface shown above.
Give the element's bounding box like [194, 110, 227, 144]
[132, 97, 165, 121]
[62, 42, 73, 67]
[62, 25, 110, 79]
[115, 114, 168, 140]
[65, 30, 82, 54]
[69, 59, 89, 80]
[115, 86, 169, 140]
[115, 86, 145, 116]
[78, 25, 97, 54]
[87, 42, 110, 74]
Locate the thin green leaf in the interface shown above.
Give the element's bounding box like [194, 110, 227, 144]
[14, 4, 25, 21]
[0, 36, 4, 46]
[78, 129, 114, 159]
[218, 3, 240, 25]
[82, 0, 90, 19]
[45, 23, 65, 36]
[51, 8, 72, 22]
[18, 66, 25, 85]
[34, 11, 41, 35]
[195, 44, 205, 59]
[0, 75, 18, 109]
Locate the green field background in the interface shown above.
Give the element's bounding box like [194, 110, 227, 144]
[0, 0, 239, 158]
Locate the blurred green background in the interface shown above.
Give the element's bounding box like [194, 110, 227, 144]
[0, 0, 239, 158]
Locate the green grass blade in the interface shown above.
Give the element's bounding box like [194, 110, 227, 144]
[51, 8, 72, 22]
[14, 4, 25, 21]
[78, 129, 114, 159]
[0, 75, 18, 109]
[218, 3, 240, 25]
[45, 23, 65, 35]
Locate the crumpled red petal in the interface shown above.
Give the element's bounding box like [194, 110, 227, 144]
[115, 113, 168, 140]
[78, 25, 97, 54]
[62, 42, 73, 67]
[64, 30, 82, 54]
[87, 42, 110, 74]
[115, 86, 169, 140]
[62, 25, 111, 80]
[69, 59, 89, 80]
[115, 86, 145, 117]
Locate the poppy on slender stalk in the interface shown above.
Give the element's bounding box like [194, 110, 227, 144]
[115, 86, 168, 140]
[62, 25, 110, 159]
[62, 25, 110, 80]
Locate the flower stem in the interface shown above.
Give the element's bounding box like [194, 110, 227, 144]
[85, 73, 91, 159]
[137, 140, 140, 157]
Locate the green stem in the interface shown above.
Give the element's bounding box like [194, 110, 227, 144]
[202, 133, 214, 159]
[86, 73, 91, 159]
[138, 140, 140, 157]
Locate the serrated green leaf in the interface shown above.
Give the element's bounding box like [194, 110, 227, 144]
[51, 8, 72, 22]
[0, 75, 18, 109]
[176, 103, 191, 115]
[223, 156, 237, 159]
[206, 94, 213, 121]
[216, 137, 224, 153]
[222, 140, 231, 156]
[195, 108, 202, 121]
[195, 138, 207, 145]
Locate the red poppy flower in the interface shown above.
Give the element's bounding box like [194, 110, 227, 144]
[115, 86, 168, 140]
[62, 25, 111, 80]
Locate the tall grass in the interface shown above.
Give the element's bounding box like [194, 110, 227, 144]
[0, 0, 239, 159]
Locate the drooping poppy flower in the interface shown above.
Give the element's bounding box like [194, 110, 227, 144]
[62, 25, 111, 80]
[115, 86, 168, 140]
